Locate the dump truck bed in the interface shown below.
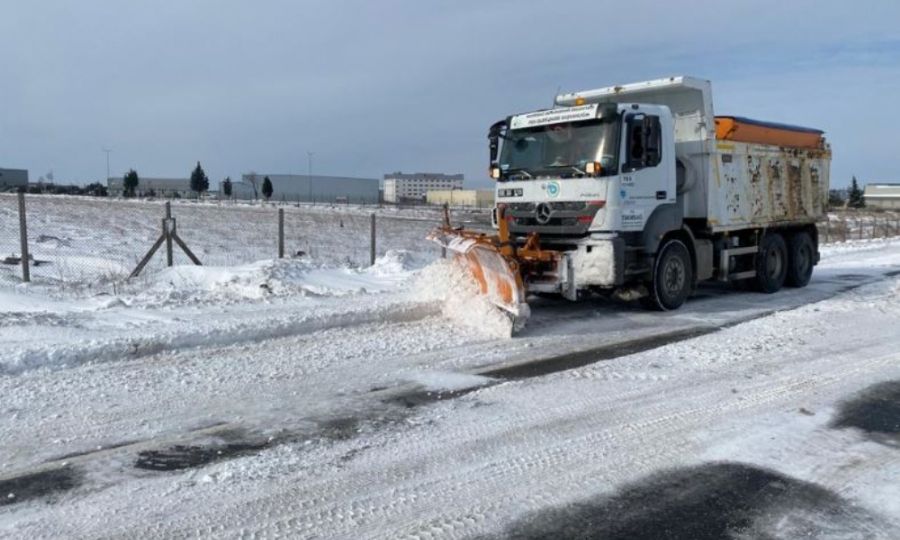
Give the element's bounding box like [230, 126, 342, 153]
[706, 138, 830, 231]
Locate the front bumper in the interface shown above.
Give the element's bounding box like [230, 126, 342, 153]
[526, 235, 625, 299]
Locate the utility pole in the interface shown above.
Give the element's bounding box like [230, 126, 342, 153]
[102, 148, 112, 183]
[307, 151, 315, 203]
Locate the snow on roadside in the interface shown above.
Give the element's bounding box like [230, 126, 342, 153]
[0, 251, 433, 375]
[130, 250, 417, 307]
[401, 370, 495, 393]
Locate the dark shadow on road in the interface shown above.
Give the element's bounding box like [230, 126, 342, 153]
[831, 380, 900, 447]
[484, 462, 887, 540]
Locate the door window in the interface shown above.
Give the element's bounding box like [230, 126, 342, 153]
[623, 114, 662, 172]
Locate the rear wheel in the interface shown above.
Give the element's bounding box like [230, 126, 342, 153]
[754, 233, 787, 293]
[643, 239, 693, 311]
[786, 231, 814, 288]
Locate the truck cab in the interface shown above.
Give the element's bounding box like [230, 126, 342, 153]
[493, 102, 676, 237]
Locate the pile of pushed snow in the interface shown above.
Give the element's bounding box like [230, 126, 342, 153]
[132, 251, 417, 306]
[401, 370, 494, 392]
[368, 250, 415, 276]
[412, 258, 514, 338]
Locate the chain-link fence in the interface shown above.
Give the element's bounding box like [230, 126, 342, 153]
[816, 211, 900, 243]
[0, 194, 26, 286]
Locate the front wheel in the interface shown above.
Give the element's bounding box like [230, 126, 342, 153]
[643, 239, 693, 311]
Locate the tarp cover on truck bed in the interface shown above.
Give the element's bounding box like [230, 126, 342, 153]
[715, 116, 824, 149]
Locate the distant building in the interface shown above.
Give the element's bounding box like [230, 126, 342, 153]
[383, 172, 464, 203]
[225, 173, 379, 204]
[107, 177, 192, 198]
[863, 183, 900, 209]
[426, 189, 494, 208]
[0, 168, 28, 191]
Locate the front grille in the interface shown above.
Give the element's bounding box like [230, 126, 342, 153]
[549, 201, 587, 211]
[515, 217, 580, 227]
[508, 202, 536, 212]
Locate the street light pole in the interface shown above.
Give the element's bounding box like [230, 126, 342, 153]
[102, 148, 112, 182]
[307, 151, 315, 204]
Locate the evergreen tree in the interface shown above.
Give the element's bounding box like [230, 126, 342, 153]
[262, 176, 273, 200]
[84, 182, 108, 197]
[222, 177, 233, 198]
[123, 169, 139, 197]
[827, 189, 845, 208]
[848, 176, 865, 208]
[190, 161, 210, 196]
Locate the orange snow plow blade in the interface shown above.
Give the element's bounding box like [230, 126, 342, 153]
[428, 228, 530, 318]
[427, 206, 562, 323]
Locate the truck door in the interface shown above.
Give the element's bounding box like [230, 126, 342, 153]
[618, 112, 671, 231]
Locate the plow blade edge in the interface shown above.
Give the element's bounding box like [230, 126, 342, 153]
[428, 231, 530, 320]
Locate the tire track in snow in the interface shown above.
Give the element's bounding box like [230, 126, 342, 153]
[5, 265, 900, 536]
[143, 337, 899, 539]
[3, 299, 441, 376]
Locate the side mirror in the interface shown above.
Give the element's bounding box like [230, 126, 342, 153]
[488, 119, 507, 165]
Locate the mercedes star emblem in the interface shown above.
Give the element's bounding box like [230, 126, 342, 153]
[535, 203, 552, 224]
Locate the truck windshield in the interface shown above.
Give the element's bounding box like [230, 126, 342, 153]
[499, 119, 619, 180]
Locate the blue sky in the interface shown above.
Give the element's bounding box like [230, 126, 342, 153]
[2, 1, 899, 188]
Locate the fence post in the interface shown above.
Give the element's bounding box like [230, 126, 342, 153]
[278, 208, 285, 258]
[17, 192, 30, 282]
[859, 218, 863, 240]
[370, 212, 376, 266]
[824, 219, 829, 244]
[165, 202, 174, 266]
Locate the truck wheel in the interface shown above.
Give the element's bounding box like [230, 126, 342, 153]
[643, 239, 693, 311]
[786, 232, 814, 288]
[754, 233, 787, 293]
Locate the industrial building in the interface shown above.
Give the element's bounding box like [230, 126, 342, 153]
[383, 172, 464, 203]
[0, 168, 28, 191]
[863, 183, 900, 209]
[107, 177, 192, 198]
[224, 174, 379, 204]
[426, 189, 494, 208]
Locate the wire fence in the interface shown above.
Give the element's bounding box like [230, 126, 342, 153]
[817, 211, 900, 243]
[0, 194, 491, 295]
[3, 193, 899, 295]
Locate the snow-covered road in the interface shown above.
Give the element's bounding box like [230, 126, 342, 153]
[2, 238, 900, 538]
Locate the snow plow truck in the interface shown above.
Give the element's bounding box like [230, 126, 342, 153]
[429, 76, 831, 325]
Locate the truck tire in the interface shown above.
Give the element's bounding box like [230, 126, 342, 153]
[754, 233, 787, 293]
[643, 239, 693, 311]
[785, 231, 814, 288]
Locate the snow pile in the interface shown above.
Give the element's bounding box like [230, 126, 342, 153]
[402, 370, 494, 392]
[368, 250, 414, 276]
[132, 252, 416, 306]
[413, 259, 514, 338]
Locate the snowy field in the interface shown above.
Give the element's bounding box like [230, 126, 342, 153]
[0, 194, 490, 294]
[1, 197, 900, 537]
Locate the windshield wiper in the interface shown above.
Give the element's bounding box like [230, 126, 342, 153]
[505, 168, 534, 179]
[544, 165, 587, 177]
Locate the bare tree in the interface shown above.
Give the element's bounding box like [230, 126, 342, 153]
[245, 171, 260, 200]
